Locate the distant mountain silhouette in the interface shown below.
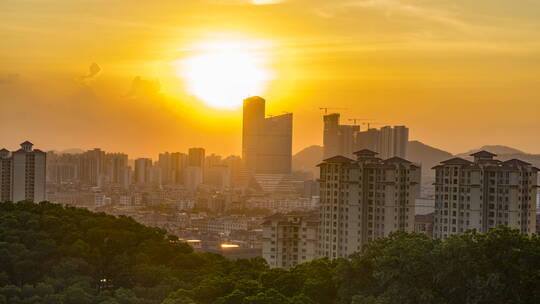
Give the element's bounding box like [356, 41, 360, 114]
[292, 145, 323, 177]
[408, 141, 453, 177]
[292, 141, 454, 178]
[455, 145, 540, 170]
[456, 145, 525, 158]
[293, 142, 539, 185]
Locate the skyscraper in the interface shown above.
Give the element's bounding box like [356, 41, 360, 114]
[433, 151, 539, 239]
[322, 113, 359, 159]
[0, 149, 12, 202]
[105, 153, 129, 185]
[0, 141, 47, 202]
[134, 158, 152, 185]
[188, 147, 205, 167]
[242, 96, 292, 174]
[171, 152, 188, 185]
[158, 152, 173, 185]
[322, 114, 409, 160]
[185, 147, 205, 191]
[79, 148, 105, 186]
[318, 149, 420, 259]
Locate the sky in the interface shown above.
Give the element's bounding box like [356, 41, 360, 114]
[1, 0, 540, 158]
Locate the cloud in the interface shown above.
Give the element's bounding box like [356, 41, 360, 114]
[251, 0, 283, 4]
[77, 62, 102, 85]
[312, 0, 481, 34]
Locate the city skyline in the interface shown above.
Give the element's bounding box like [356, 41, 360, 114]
[2, 1, 540, 302]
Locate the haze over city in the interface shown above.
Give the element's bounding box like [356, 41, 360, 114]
[2, 0, 540, 157]
[2, 2, 540, 304]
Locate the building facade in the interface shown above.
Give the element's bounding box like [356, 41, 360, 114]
[322, 113, 409, 160]
[318, 149, 420, 259]
[242, 96, 292, 174]
[134, 158, 153, 185]
[0, 141, 47, 202]
[433, 151, 538, 239]
[323, 113, 359, 159]
[262, 213, 319, 268]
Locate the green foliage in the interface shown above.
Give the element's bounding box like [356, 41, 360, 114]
[2, 201, 540, 304]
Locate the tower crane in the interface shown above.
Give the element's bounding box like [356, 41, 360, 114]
[361, 122, 387, 130]
[318, 107, 347, 115]
[348, 118, 372, 125]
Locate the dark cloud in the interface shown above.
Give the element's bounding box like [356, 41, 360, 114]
[78, 62, 102, 85]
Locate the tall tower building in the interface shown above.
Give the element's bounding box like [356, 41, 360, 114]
[322, 115, 407, 160]
[377, 126, 409, 159]
[322, 113, 360, 159]
[393, 126, 409, 159]
[158, 152, 173, 185]
[185, 148, 205, 191]
[79, 148, 105, 186]
[134, 158, 152, 185]
[433, 151, 539, 239]
[188, 148, 205, 168]
[318, 149, 420, 259]
[105, 153, 128, 185]
[355, 128, 380, 153]
[323, 113, 341, 159]
[0, 149, 12, 202]
[4, 141, 47, 202]
[242, 96, 292, 174]
[171, 152, 188, 185]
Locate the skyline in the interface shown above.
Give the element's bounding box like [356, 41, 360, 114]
[2, 0, 540, 157]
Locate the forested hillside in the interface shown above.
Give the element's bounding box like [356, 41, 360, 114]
[1, 201, 540, 304]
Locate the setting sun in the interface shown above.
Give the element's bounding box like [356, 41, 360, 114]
[176, 39, 273, 110]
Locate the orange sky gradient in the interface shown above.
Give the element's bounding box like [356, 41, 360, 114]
[1, 0, 540, 158]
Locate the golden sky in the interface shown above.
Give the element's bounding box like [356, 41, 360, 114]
[1, 0, 540, 158]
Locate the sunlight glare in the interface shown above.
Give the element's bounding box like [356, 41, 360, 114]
[176, 39, 273, 110]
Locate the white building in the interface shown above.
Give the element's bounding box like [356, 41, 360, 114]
[318, 149, 421, 259]
[0, 141, 47, 202]
[262, 213, 319, 268]
[433, 151, 538, 239]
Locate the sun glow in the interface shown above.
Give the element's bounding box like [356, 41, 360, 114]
[176, 39, 273, 110]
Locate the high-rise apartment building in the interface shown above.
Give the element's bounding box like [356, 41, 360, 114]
[158, 152, 188, 185]
[323, 113, 360, 159]
[262, 213, 319, 268]
[134, 158, 152, 185]
[184, 148, 205, 191]
[322, 114, 409, 159]
[433, 151, 538, 239]
[46, 152, 79, 184]
[0, 149, 12, 201]
[79, 148, 105, 186]
[105, 153, 129, 186]
[188, 148, 205, 167]
[0, 141, 47, 202]
[158, 152, 173, 185]
[318, 149, 420, 259]
[242, 96, 292, 174]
